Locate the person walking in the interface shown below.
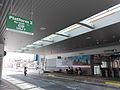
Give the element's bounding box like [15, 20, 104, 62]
[78, 67, 82, 75]
[24, 67, 27, 76]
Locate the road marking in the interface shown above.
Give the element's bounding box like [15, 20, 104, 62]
[48, 74, 55, 77]
[3, 76, 46, 90]
[66, 86, 76, 90]
[16, 83, 36, 89]
[0, 85, 9, 88]
[28, 87, 46, 90]
[103, 88, 112, 90]
[49, 82, 55, 85]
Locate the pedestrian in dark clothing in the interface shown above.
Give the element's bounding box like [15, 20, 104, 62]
[78, 67, 82, 75]
[75, 68, 78, 75]
[68, 67, 71, 74]
[24, 67, 27, 76]
[70, 67, 74, 74]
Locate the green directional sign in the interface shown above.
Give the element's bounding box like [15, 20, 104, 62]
[6, 15, 33, 35]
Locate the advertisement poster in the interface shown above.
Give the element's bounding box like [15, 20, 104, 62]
[68, 55, 90, 65]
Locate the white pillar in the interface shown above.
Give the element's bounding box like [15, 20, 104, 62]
[0, 44, 4, 80]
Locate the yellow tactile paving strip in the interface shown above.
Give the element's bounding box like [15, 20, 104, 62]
[105, 81, 120, 87]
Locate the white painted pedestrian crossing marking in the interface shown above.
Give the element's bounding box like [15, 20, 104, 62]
[3, 76, 46, 90]
[16, 83, 36, 89]
[28, 87, 46, 90]
[66, 86, 76, 90]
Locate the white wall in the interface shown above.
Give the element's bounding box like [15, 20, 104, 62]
[45, 58, 73, 72]
[45, 58, 56, 71]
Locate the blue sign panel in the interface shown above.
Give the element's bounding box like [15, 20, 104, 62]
[34, 54, 40, 65]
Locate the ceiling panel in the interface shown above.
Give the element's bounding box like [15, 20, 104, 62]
[2, 0, 120, 53]
[37, 22, 120, 54]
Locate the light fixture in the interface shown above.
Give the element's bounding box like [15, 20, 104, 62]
[33, 40, 43, 45]
[108, 4, 120, 13]
[86, 37, 91, 40]
[33, 45, 42, 49]
[21, 47, 28, 50]
[82, 4, 120, 22]
[42, 34, 57, 41]
[16, 50, 23, 52]
[57, 24, 81, 34]
[40, 27, 46, 30]
[97, 42, 99, 44]
[27, 44, 43, 49]
[26, 44, 34, 48]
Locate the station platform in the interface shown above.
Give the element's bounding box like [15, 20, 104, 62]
[0, 79, 21, 90]
[41, 72, 120, 88]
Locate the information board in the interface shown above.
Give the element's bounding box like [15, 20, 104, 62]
[6, 15, 33, 35]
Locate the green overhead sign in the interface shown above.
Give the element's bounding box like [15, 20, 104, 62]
[6, 15, 33, 35]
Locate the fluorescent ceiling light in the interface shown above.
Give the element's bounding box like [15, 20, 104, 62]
[108, 4, 120, 13]
[42, 34, 57, 41]
[57, 24, 81, 34]
[34, 45, 42, 49]
[33, 40, 43, 45]
[26, 45, 34, 48]
[16, 50, 23, 52]
[86, 37, 91, 40]
[83, 4, 120, 22]
[40, 27, 46, 30]
[27, 44, 42, 49]
[21, 47, 28, 50]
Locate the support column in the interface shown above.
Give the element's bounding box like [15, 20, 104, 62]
[91, 55, 94, 76]
[0, 44, 4, 81]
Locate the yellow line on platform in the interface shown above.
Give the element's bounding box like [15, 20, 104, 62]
[105, 81, 120, 87]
